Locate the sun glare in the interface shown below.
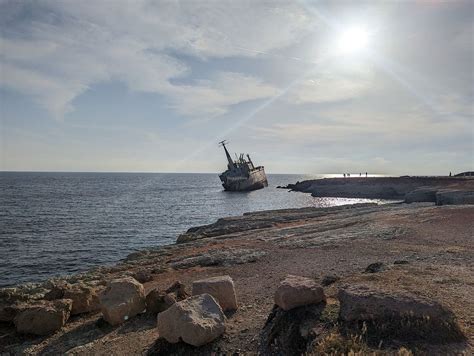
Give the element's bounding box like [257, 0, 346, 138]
[337, 26, 370, 54]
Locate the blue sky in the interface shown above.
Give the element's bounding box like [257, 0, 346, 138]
[1, 0, 472, 174]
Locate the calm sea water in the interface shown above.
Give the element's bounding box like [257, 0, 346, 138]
[0, 172, 383, 287]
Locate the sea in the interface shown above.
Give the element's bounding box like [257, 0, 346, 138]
[0, 172, 386, 287]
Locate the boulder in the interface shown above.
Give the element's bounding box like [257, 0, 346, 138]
[146, 288, 176, 314]
[13, 299, 72, 335]
[337, 285, 465, 342]
[133, 270, 153, 283]
[364, 262, 385, 273]
[44, 282, 70, 300]
[0, 304, 20, 322]
[99, 277, 145, 326]
[165, 281, 189, 301]
[394, 259, 409, 265]
[436, 190, 474, 206]
[404, 188, 437, 203]
[338, 285, 454, 322]
[157, 293, 225, 347]
[192, 275, 238, 311]
[0, 288, 33, 322]
[274, 275, 326, 311]
[63, 284, 101, 315]
[321, 275, 340, 287]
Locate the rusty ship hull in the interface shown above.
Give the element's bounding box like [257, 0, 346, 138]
[220, 166, 268, 191]
[218, 141, 268, 192]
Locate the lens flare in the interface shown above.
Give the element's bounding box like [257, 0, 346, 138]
[337, 26, 370, 54]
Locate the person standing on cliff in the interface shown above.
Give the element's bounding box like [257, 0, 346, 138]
[365, 172, 368, 177]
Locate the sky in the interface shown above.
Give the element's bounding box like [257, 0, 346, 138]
[0, 0, 473, 175]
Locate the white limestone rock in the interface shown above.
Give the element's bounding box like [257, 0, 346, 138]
[274, 275, 325, 311]
[99, 277, 145, 326]
[157, 293, 225, 346]
[192, 275, 237, 311]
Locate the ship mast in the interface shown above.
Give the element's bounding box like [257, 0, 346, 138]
[219, 140, 235, 169]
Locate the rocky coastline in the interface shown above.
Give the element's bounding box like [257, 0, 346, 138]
[282, 176, 474, 203]
[1, 180, 473, 355]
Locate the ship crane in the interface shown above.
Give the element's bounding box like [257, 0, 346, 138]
[218, 140, 235, 170]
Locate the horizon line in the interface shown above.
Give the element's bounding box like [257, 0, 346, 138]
[0, 170, 457, 177]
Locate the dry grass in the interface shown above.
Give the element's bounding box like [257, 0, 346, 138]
[309, 328, 416, 356]
[310, 329, 370, 355]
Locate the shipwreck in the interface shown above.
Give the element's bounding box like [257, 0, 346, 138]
[218, 140, 268, 192]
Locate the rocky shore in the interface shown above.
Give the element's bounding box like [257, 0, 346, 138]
[1, 193, 473, 354]
[282, 176, 474, 203]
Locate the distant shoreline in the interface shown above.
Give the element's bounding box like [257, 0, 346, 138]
[282, 176, 474, 200]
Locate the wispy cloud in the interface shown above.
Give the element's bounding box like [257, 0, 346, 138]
[285, 61, 374, 105]
[0, 0, 310, 119]
[164, 72, 279, 117]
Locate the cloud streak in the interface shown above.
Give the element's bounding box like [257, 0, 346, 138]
[0, 0, 312, 119]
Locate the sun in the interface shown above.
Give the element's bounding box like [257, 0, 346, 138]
[337, 26, 370, 54]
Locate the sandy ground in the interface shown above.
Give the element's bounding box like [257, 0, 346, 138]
[1, 202, 473, 355]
